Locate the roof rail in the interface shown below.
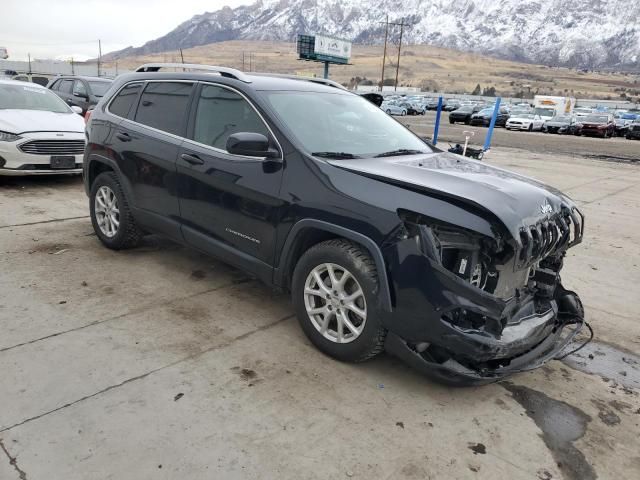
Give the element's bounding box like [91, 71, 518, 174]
[134, 63, 252, 83]
[251, 72, 346, 90]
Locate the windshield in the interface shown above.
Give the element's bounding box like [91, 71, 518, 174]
[515, 114, 535, 119]
[553, 116, 571, 122]
[583, 115, 608, 123]
[535, 107, 555, 117]
[88, 81, 111, 97]
[0, 83, 70, 113]
[455, 106, 472, 112]
[264, 91, 430, 158]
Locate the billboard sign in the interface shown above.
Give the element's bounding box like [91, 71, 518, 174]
[314, 35, 351, 61]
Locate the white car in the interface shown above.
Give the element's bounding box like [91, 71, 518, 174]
[0, 79, 85, 175]
[506, 113, 545, 132]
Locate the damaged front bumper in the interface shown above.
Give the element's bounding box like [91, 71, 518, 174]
[381, 227, 587, 385]
[385, 294, 585, 386]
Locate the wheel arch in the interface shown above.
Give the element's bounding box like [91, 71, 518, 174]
[275, 219, 393, 312]
[85, 154, 132, 199]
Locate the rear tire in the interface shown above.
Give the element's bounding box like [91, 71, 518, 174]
[291, 239, 387, 363]
[90, 172, 143, 250]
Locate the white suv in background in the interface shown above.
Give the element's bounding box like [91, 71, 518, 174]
[0, 79, 85, 175]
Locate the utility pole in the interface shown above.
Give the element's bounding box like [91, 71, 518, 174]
[180, 48, 185, 63]
[115, 60, 118, 75]
[97, 39, 102, 77]
[242, 51, 245, 71]
[394, 19, 407, 92]
[71, 57, 74, 75]
[28, 53, 32, 74]
[378, 17, 412, 92]
[380, 15, 389, 92]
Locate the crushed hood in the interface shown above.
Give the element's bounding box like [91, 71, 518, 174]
[0, 109, 85, 134]
[328, 151, 578, 241]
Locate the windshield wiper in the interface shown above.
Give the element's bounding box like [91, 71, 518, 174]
[312, 151, 361, 159]
[374, 149, 426, 158]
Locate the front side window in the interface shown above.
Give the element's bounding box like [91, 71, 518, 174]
[193, 84, 269, 150]
[108, 82, 142, 118]
[88, 81, 111, 98]
[264, 91, 430, 158]
[134, 82, 193, 136]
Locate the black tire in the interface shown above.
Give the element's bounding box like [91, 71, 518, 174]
[449, 118, 455, 124]
[291, 239, 387, 363]
[528, 124, 533, 132]
[90, 171, 143, 250]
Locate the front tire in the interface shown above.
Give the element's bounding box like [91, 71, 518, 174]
[90, 172, 143, 250]
[291, 239, 386, 363]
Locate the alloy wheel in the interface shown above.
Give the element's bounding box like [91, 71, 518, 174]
[95, 185, 120, 238]
[304, 263, 367, 344]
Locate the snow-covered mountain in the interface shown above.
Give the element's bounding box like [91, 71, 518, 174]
[106, 0, 640, 70]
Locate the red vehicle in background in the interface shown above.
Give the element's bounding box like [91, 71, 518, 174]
[578, 114, 615, 138]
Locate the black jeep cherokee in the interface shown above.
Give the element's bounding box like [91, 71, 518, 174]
[83, 63, 586, 385]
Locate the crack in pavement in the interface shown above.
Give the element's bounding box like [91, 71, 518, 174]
[0, 278, 255, 354]
[580, 182, 638, 206]
[0, 438, 27, 479]
[0, 313, 294, 434]
[0, 215, 89, 230]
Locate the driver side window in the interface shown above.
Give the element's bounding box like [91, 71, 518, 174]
[193, 84, 269, 152]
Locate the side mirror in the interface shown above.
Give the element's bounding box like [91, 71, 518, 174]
[226, 132, 279, 159]
[71, 105, 83, 115]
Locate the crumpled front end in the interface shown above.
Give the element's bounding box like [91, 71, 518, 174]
[381, 206, 586, 385]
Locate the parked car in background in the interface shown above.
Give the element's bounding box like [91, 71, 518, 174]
[424, 98, 441, 110]
[444, 100, 460, 111]
[543, 115, 579, 135]
[0, 79, 85, 175]
[448, 105, 479, 124]
[0, 47, 8, 59]
[578, 114, 615, 138]
[48, 75, 113, 114]
[470, 107, 510, 127]
[505, 113, 545, 131]
[83, 63, 586, 385]
[398, 101, 425, 115]
[613, 112, 637, 137]
[573, 107, 593, 118]
[11, 74, 51, 87]
[381, 102, 406, 116]
[626, 121, 640, 140]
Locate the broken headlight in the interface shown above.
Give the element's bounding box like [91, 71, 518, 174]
[398, 209, 504, 294]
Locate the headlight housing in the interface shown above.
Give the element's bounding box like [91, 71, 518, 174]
[397, 209, 512, 295]
[0, 131, 22, 142]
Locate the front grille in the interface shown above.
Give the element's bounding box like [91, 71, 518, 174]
[19, 140, 85, 155]
[516, 209, 584, 269]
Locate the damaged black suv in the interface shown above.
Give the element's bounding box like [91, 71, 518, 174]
[83, 64, 586, 385]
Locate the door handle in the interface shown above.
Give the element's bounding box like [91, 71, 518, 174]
[116, 132, 131, 142]
[180, 153, 204, 165]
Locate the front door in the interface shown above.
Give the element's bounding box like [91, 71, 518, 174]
[177, 83, 284, 281]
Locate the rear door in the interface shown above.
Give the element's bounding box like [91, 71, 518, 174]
[176, 82, 284, 281]
[115, 80, 194, 240]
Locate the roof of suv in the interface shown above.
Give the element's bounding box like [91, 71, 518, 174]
[122, 63, 348, 93]
[51, 75, 113, 82]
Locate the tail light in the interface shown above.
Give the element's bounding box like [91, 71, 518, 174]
[84, 109, 93, 124]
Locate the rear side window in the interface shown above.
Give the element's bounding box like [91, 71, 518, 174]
[73, 80, 87, 96]
[134, 82, 193, 136]
[59, 79, 73, 94]
[108, 82, 142, 118]
[193, 84, 269, 150]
